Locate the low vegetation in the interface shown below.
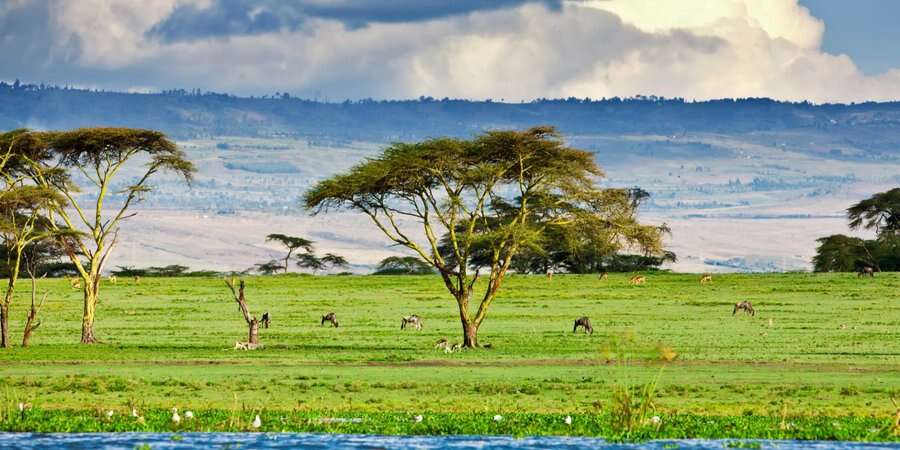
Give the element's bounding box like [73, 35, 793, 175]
[0, 273, 897, 439]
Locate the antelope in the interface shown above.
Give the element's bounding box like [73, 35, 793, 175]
[599, 272, 609, 281]
[630, 275, 646, 285]
[108, 275, 118, 285]
[401, 315, 423, 331]
[321, 312, 339, 327]
[434, 339, 461, 353]
[573, 316, 593, 335]
[733, 300, 756, 316]
[133, 276, 141, 283]
[69, 277, 81, 289]
[700, 274, 713, 284]
[546, 269, 554, 280]
[261, 311, 271, 329]
[857, 266, 876, 278]
[234, 341, 261, 350]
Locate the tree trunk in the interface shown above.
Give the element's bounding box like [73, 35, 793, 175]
[248, 319, 260, 345]
[0, 303, 9, 349]
[463, 321, 479, 348]
[80, 280, 98, 344]
[22, 309, 37, 347]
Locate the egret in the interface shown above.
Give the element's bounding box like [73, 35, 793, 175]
[171, 407, 181, 424]
[564, 416, 572, 425]
[185, 411, 194, 420]
[414, 415, 423, 423]
[252, 414, 262, 429]
[493, 414, 503, 422]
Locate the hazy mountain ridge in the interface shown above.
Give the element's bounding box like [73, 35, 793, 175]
[3, 81, 898, 273]
[4, 82, 900, 142]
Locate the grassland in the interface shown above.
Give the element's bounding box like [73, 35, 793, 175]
[0, 272, 898, 438]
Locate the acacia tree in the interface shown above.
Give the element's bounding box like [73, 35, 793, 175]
[0, 130, 67, 348]
[848, 188, 900, 242]
[305, 126, 665, 347]
[266, 234, 314, 273]
[13, 128, 195, 343]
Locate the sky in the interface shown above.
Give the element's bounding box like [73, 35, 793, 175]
[1, 0, 899, 103]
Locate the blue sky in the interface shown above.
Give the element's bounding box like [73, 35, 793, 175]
[802, 0, 900, 75]
[1, 0, 898, 102]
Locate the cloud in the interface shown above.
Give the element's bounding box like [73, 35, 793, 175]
[146, 0, 562, 43]
[2, 0, 900, 103]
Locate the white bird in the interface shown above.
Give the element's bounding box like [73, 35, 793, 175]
[564, 415, 572, 425]
[493, 414, 503, 422]
[650, 415, 661, 425]
[252, 414, 262, 429]
[130, 408, 139, 418]
[17, 402, 25, 412]
[106, 410, 114, 418]
[184, 411, 194, 420]
[414, 415, 423, 423]
[171, 407, 181, 424]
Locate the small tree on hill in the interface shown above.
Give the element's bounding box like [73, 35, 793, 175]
[266, 234, 314, 273]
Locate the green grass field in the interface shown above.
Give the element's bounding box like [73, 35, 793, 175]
[1, 272, 898, 437]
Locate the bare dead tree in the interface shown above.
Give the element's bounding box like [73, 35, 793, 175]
[21, 266, 46, 347]
[224, 277, 264, 348]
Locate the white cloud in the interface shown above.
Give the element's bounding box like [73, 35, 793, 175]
[9, 0, 900, 102]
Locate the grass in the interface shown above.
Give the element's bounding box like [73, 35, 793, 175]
[0, 272, 898, 439]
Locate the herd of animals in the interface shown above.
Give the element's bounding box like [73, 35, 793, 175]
[64, 266, 880, 351]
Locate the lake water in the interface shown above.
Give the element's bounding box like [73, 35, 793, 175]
[0, 433, 898, 449]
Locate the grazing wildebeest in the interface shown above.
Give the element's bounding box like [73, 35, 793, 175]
[573, 316, 593, 335]
[733, 300, 755, 316]
[858, 266, 876, 277]
[321, 312, 339, 327]
[261, 311, 271, 329]
[700, 274, 713, 284]
[546, 269, 554, 280]
[630, 275, 646, 285]
[401, 315, 423, 330]
[599, 272, 609, 281]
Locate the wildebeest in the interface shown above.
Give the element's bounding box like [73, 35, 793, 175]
[321, 312, 339, 327]
[630, 275, 646, 285]
[401, 315, 423, 330]
[108, 275, 118, 285]
[573, 316, 593, 335]
[261, 311, 271, 329]
[700, 274, 713, 284]
[733, 300, 755, 316]
[599, 272, 609, 281]
[858, 266, 876, 277]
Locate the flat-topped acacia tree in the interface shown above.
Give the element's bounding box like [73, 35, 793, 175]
[304, 126, 664, 347]
[0, 130, 67, 348]
[13, 128, 195, 343]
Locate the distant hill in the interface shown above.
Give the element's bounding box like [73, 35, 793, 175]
[3, 81, 900, 141]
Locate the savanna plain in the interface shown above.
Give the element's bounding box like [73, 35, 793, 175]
[0, 272, 898, 440]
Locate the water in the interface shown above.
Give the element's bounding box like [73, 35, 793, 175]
[0, 433, 897, 450]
